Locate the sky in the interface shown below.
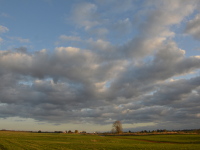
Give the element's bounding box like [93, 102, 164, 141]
[0, 0, 200, 132]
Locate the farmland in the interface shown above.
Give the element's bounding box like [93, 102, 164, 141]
[0, 131, 200, 150]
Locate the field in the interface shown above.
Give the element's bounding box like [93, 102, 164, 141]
[0, 131, 200, 150]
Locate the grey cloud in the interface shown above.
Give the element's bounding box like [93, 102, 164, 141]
[1, 43, 200, 126]
[120, 76, 200, 127]
[106, 42, 200, 100]
[185, 14, 200, 40]
[0, 0, 200, 130]
[0, 48, 97, 83]
[147, 76, 200, 106]
[15, 47, 28, 53]
[111, 18, 132, 36]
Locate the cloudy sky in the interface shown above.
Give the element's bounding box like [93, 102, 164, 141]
[0, 0, 200, 132]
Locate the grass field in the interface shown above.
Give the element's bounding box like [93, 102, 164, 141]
[0, 131, 200, 150]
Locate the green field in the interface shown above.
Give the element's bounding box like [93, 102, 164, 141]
[0, 131, 200, 150]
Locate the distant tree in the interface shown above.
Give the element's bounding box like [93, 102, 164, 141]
[112, 120, 123, 134]
[75, 130, 79, 133]
[111, 128, 115, 133]
[68, 130, 72, 133]
[38, 130, 41, 133]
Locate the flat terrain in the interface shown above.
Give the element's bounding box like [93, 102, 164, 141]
[0, 131, 200, 150]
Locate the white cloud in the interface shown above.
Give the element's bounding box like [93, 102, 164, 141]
[0, 37, 3, 42]
[0, 25, 9, 34]
[8, 36, 30, 43]
[71, 2, 99, 30]
[55, 46, 80, 55]
[89, 28, 108, 37]
[0, 13, 10, 18]
[59, 35, 81, 41]
[95, 0, 134, 13]
[87, 38, 113, 51]
[55, 35, 81, 45]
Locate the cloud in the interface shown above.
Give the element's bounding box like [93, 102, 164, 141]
[87, 38, 114, 52]
[89, 28, 108, 37]
[71, 2, 99, 30]
[14, 46, 28, 53]
[55, 35, 81, 45]
[112, 18, 132, 35]
[8, 36, 30, 43]
[105, 41, 200, 100]
[0, 39, 200, 127]
[0, 0, 200, 131]
[59, 35, 81, 42]
[122, 0, 196, 58]
[0, 37, 3, 42]
[95, 0, 134, 13]
[0, 13, 10, 18]
[0, 25, 9, 34]
[185, 14, 200, 40]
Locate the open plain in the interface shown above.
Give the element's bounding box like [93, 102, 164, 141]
[0, 131, 200, 150]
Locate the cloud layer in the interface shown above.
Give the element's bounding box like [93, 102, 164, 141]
[0, 0, 200, 131]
